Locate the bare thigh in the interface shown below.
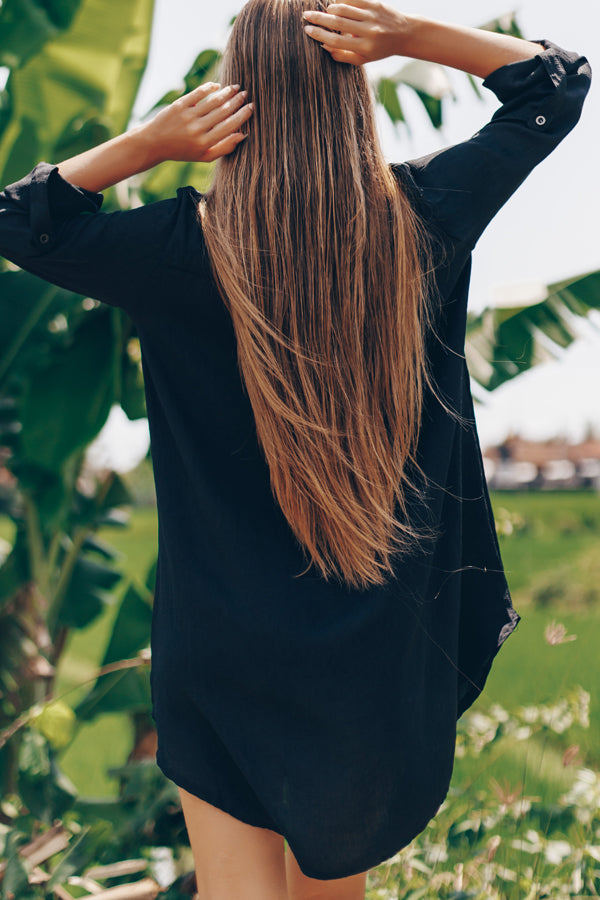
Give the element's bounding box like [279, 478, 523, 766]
[178, 785, 369, 900]
[285, 845, 368, 900]
[178, 786, 287, 900]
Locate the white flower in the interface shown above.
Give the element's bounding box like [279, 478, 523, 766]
[511, 798, 533, 819]
[540, 699, 573, 733]
[423, 842, 448, 865]
[511, 829, 543, 855]
[489, 703, 510, 723]
[586, 844, 600, 862]
[560, 766, 600, 825]
[496, 865, 518, 882]
[574, 686, 591, 729]
[514, 725, 533, 741]
[544, 840, 572, 864]
[520, 706, 540, 724]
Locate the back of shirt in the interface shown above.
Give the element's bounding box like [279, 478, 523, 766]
[0, 43, 592, 874]
[0, 35, 591, 652]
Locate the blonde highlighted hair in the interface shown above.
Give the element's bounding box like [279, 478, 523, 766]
[198, 0, 441, 590]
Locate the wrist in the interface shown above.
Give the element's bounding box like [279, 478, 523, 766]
[393, 13, 426, 57]
[128, 122, 165, 171]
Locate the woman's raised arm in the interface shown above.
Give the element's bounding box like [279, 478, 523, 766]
[56, 82, 253, 193]
[0, 83, 254, 315]
[303, 0, 544, 74]
[305, 2, 591, 253]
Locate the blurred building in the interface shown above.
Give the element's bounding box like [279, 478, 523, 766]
[484, 434, 600, 490]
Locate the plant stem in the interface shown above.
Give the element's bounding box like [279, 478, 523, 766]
[0, 654, 151, 750]
[46, 526, 88, 638]
[0, 285, 57, 384]
[23, 491, 48, 592]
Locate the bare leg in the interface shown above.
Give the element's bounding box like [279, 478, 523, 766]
[178, 786, 288, 900]
[285, 844, 368, 900]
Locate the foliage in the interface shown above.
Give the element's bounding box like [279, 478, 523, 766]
[490, 490, 600, 601]
[0, 0, 154, 186]
[372, 12, 523, 129]
[363, 686, 600, 900]
[525, 544, 600, 612]
[0, 0, 84, 70]
[0, 749, 191, 897]
[0, 0, 157, 827]
[466, 269, 600, 391]
[0, 0, 597, 894]
[1, 671, 599, 897]
[0, 0, 534, 802]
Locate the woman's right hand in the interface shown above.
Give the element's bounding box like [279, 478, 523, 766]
[140, 82, 254, 164]
[303, 0, 413, 65]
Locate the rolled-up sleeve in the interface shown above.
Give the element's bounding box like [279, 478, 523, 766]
[398, 40, 592, 249]
[0, 161, 179, 315]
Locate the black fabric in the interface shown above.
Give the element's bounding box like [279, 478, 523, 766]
[0, 39, 591, 880]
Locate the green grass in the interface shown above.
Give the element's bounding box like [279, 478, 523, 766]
[5, 491, 600, 799]
[446, 490, 600, 814]
[450, 603, 598, 810]
[491, 490, 600, 594]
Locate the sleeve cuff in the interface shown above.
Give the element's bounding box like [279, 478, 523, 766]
[27, 162, 104, 249]
[482, 39, 579, 101]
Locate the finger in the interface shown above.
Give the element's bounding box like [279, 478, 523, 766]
[322, 44, 368, 65]
[302, 9, 370, 35]
[201, 133, 247, 163]
[326, 2, 370, 21]
[181, 82, 222, 106]
[195, 83, 241, 114]
[327, 0, 374, 9]
[304, 24, 364, 50]
[204, 102, 254, 146]
[199, 89, 249, 130]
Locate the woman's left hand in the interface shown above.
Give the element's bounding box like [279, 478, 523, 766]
[141, 82, 254, 165]
[302, 0, 412, 65]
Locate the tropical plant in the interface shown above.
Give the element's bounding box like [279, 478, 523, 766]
[2, 660, 598, 897]
[374, 12, 525, 130]
[0, 0, 157, 807]
[466, 268, 600, 392]
[363, 681, 600, 900]
[0, 0, 532, 795]
[0, 0, 597, 894]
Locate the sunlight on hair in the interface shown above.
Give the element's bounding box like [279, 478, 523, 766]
[198, 0, 448, 589]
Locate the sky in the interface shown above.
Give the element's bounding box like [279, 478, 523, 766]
[88, 0, 600, 470]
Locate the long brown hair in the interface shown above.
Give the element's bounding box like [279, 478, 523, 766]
[198, 0, 441, 590]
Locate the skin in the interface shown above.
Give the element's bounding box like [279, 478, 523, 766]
[179, 787, 368, 900]
[57, 82, 254, 192]
[51, 2, 546, 895]
[55, 0, 544, 195]
[302, 1, 545, 75]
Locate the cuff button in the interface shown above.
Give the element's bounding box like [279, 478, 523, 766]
[39, 233, 50, 244]
[535, 115, 547, 126]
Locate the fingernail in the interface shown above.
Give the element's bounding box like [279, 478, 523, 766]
[240, 90, 248, 98]
[231, 83, 240, 91]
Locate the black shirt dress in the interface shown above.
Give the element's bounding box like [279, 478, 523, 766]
[0, 39, 591, 880]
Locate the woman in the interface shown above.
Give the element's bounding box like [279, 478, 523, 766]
[0, 0, 591, 897]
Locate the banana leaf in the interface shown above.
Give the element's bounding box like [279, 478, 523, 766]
[0, 0, 155, 186]
[375, 11, 523, 128]
[0, 0, 84, 70]
[465, 268, 600, 391]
